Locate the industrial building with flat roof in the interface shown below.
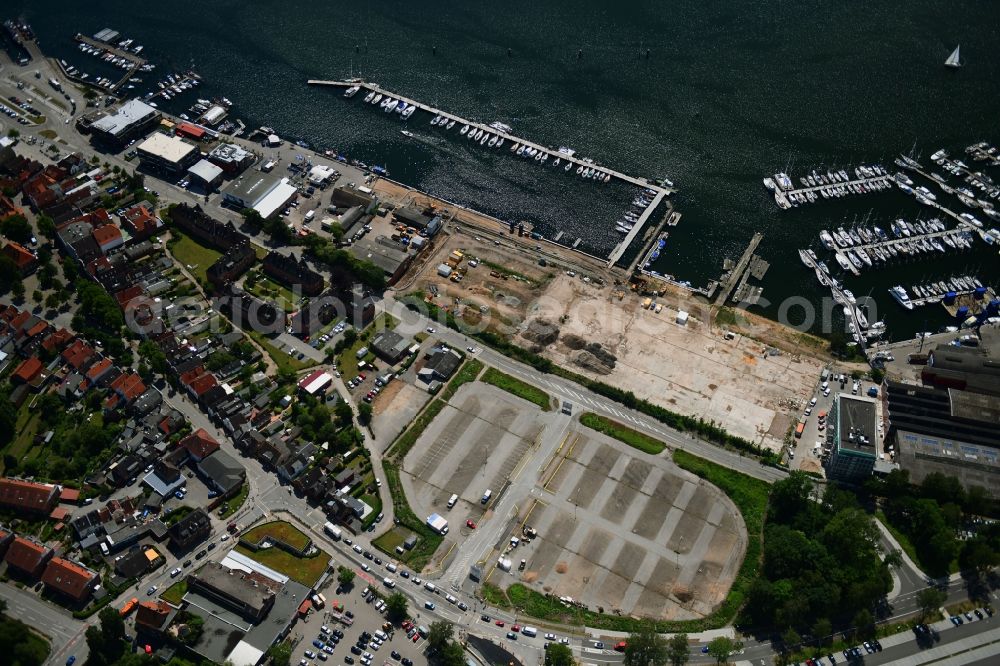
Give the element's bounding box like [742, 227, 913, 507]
[187, 159, 224, 189]
[349, 235, 414, 285]
[222, 171, 298, 220]
[136, 133, 200, 176]
[209, 143, 255, 174]
[188, 562, 276, 622]
[886, 380, 1000, 497]
[825, 393, 878, 483]
[90, 99, 160, 147]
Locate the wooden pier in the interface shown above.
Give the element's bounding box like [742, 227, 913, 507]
[773, 173, 893, 208]
[607, 189, 667, 267]
[714, 232, 764, 306]
[307, 78, 676, 265]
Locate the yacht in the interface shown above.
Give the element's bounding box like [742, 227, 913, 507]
[889, 286, 914, 310]
[372, 93, 383, 105]
[834, 253, 852, 271]
[446, 120, 456, 130]
[401, 105, 416, 119]
[496, 138, 504, 148]
[401, 130, 414, 138]
[510, 142, 521, 153]
[488, 135, 498, 147]
[343, 85, 360, 98]
[460, 124, 470, 135]
[364, 91, 375, 103]
[395, 101, 407, 114]
[843, 289, 857, 304]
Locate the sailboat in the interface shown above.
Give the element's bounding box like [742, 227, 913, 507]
[945, 45, 961, 68]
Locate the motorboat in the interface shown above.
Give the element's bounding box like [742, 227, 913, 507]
[889, 286, 914, 310]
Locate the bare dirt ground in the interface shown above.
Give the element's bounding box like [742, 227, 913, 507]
[385, 179, 845, 453]
[530, 277, 830, 451]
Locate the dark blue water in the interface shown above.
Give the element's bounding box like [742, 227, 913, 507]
[9, 0, 1000, 338]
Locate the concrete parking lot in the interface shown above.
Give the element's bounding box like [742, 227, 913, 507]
[490, 424, 746, 621]
[400, 384, 548, 535]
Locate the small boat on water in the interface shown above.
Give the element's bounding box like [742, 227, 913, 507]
[430, 115, 441, 125]
[511, 142, 521, 152]
[564, 162, 572, 171]
[945, 45, 962, 69]
[480, 132, 490, 145]
[402, 105, 415, 119]
[364, 91, 375, 103]
[343, 85, 360, 97]
[460, 124, 470, 135]
[446, 120, 455, 129]
[488, 135, 497, 147]
[372, 93, 383, 104]
[401, 130, 414, 138]
[553, 157, 561, 167]
[495, 137, 504, 148]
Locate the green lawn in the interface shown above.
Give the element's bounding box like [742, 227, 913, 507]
[245, 274, 299, 310]
[234, 543, 330, 587]
[219, 483, 250, 519]
[480, 582, 511, 609]
[480, 367, 551, 411]
[239, 520, 312, 550]
[579, 412, 666, 455]
[382, 462, 442, 572]
[3, 409, 40, 473]
[160, 580, 188, 606]
[169, 229, 222, 285]
[440, 358, 482, 401]
[372, 527, 409, 558]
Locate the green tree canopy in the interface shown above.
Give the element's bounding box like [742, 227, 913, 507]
[545, 643, 575, 666]
[624, 623, 668, 666]
[665, 634, 690, 666]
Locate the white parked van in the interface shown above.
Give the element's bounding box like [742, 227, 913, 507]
[386, 563, 398, 573]
[304, 210, 316, 222]
[424, 582, 437, 593]
[521, 627, 538, 637]
[383, 577, 396, 588]
[447, 494, 458, 509]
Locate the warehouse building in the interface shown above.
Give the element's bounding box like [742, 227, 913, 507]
[187, 159, 224, 189]
[90, 99, 160, 148]
[222, 171, 297, 220]
[136, 133, 199, 177]
[209, 143, 255, 174]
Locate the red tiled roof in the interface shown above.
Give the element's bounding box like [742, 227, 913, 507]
[110, 372, 146, 402]
[9, 310, 30, 331]
[41, 328, 74, 352]
[13, 357, 43, 383]
[4, 536, 52, 574]
[85, 358, 113, 381]
[122, 204, 161, 236]
[41, 557, 97, 600]
[175, 122, 206, 139]
[92, 224, 123, 248]
[0, 478, 58, 512]
[62, 339, 96, 370]
[59, 488, 81, 503]
[135, 600, 172, 630]
[179, 366, 206, 387]
[179, 428, 220, 460]
[114, 285, 144, 310]
[49, 506, 70, 521]
[1, 242, 37, 269]
[26, 320, 48, 339]
[188, 373, 218, 397]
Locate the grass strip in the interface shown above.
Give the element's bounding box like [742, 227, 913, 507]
[440, 358, 483, 401]
[480, 367, 551, 411]
[579, 412, 665, 454]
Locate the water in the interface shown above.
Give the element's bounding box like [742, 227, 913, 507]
[9, 0, 1000, 339]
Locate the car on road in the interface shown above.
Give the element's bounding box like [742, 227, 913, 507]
[426, 327, 435, 333]
[353, 544, 363, 553]
[146, 585, 158, 595]
[458, 601, 468, 611]
[220, 534, 229, 541]
[305, 651, 316, 659]
[425, 601, 435, 610]
[195, 549, 207, 559]
[170, 567, 182, 578]
[183, 559, 192, 567]
[481, 615, 490, 622]
[593, 642, 604, 649]
[363, 550, 373, 559]
[544, 633, 556, 641]
[701, 646, 709, 654]
[495, 620, 504, 627]
[361, 563, 370, 572]
[466, 346, 478, 353]
[506, 632, 517, 640]
[66, 657, 76, 666]
[466, 520, 476, 529]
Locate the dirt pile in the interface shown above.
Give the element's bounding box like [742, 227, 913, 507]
[522, 318, 560, 346]
[570, 349, 615, 375]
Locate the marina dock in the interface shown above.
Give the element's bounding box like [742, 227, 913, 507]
[714, 232, 764, 306]
[307, 78, 676, 264]
[607, 189, 667, 267]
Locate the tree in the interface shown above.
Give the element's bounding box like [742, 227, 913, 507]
[426, 621, 453, 656]
[45, 293, 60, 310]
[138, 340, 168, 374]
[852, 609, 875, 641]
[545, 643, 575, 666]
[665, 634, 690, 666]
[36, 214, 56, 239]
[624, 623, 668, 666]
[31, 289, 42, 304]
[812, 618, 833, 647]
[706, 637, 742, 666]
[335, 565, 356, 590]
[11, 280, 24, 300]
[385, 592, 408, 623]
[959, 539, 1000, 577]
[439, 641, 465, 666]
[267, 640, 293, 666]
[780, 628, 801, 653]
[358, 402, 373, 426]
[916, 587, 947, 620]
[0, 215, 31, 244]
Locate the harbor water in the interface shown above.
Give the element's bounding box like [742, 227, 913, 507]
[9, 0, 1000, 340]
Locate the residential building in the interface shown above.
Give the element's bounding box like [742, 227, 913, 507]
[825, 393, 879, 483]
[168, 508, 211, 550]
[168, 204, 247, 251]
[135, 600, 175, 635]
[0, 477, 59, 514]
[197, 449, 245, 497]
[120, 203, 164, 241]
[4, 535, 53, 578]
[262, 251, 323, 296]
[41, 557, 99, 602]
[178, 428, 220, 462]
[92, 224, 124, 254]
[1, 241, 38, 276]
[206, 240, 255, 291]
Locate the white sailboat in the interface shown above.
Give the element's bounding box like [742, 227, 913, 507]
[945, 45, 961, 68]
